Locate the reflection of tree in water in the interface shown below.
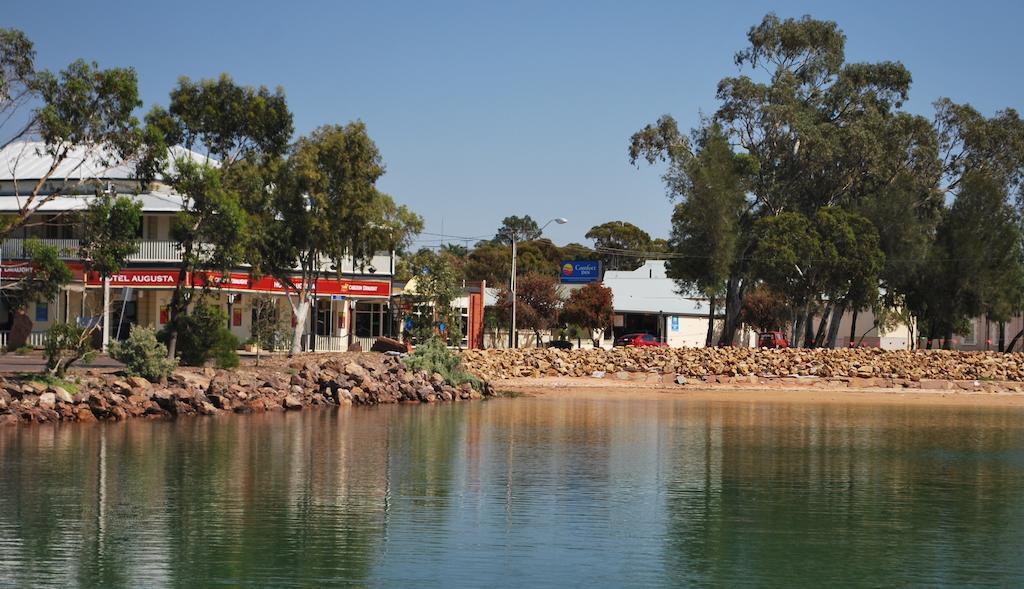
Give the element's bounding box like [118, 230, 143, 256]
[0, 411, 396, 587]
[158, 411, 389, 586]
[661, 402, 1024, 586]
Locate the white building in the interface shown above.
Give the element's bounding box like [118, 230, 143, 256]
[602, 261, 721, 347]
[0, 140, 394, 351]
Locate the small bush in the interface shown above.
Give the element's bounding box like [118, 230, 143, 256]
[12, 345, 32, 355]
[43, 322, 96, 377]
[110, 325, 177, 382]
[164, 302, 239, 368]
[403, 337, 482, 390]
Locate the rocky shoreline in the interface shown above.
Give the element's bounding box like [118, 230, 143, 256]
[463, 347, 1024, 392]
[0, 353, 488, 426]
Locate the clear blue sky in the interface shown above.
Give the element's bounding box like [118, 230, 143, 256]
[6, 0, 1022, 249]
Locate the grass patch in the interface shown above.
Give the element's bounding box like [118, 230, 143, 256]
[27, 373, 80, 394]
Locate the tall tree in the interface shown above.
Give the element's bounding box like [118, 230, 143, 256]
[918, 172, 1023, 348]
[79, 191, 143, 349]
[585, 221, 652, 271]
[664, 125, 754, 345]
[632, 14, 930, 345]
[493, 215, 541, 244]
[140, 74, 293, 358]
[0, 28, 142, 297]
[496, 273, 561, 346]
[256, 123, 421, 355]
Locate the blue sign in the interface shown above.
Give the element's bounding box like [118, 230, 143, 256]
[559, 260, 601, 284]
[671, 316, 679, 332]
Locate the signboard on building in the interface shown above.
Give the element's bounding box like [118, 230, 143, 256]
[192, 271, 392, 298]
[559, 260, 601, 284]
[88, 269, 179, 288]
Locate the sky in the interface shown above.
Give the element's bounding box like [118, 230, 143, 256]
[5, 0, 1022, 250]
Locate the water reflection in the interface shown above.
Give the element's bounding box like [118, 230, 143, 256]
[1, 398, 1023, 587]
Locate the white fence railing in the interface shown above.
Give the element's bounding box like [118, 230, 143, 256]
[0, 331, 48, 349]
[129, 240, 182, 262]
[0, 238, 182, 263]
[305, 335, 382, 352]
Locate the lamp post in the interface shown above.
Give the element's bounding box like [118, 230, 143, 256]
[509, 217, 567, 348]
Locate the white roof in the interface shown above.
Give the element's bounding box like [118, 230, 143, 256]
[603, 260, 708, 316]
[0, 190, 184, 213]
[0, 140, 214, 182]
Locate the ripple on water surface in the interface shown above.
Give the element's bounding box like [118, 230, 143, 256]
[1, 398, 1024, 587]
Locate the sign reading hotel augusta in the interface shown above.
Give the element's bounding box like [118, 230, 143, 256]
[83, 269, 391, 298]
[559, 260, 601, 284]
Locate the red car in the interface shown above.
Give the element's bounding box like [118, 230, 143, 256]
[614, 333, 667, 347]
[758, 331, 790, 349]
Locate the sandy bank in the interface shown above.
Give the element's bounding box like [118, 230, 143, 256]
[496, 377, 1024, 407]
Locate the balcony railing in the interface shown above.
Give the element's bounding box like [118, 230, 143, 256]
[0, 238, 393, 274]
[0, 238, 182, 263]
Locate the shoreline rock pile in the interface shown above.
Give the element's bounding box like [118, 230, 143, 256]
[0, 354, 487, 426]
[462, 347, 1024, 383]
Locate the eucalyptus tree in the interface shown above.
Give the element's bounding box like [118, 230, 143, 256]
[664, 125, 754, 345]
[916, 172, 1023, 348]
[1, 27, 142, 307]
[493, 215, 541, 245]
[256, 123, 422, 356]
[79, 191, 143, 349]
[632, 14, 935, 345]
[585, 221, 652, 271]
[1, 29, 142, 236]
[140, 74, 293, 358]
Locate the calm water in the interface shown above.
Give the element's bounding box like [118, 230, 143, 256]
[2, 397, 1024, 588]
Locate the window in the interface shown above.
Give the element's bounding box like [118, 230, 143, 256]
[146, 216, 159, 239]
[355, 302, 384, 338]
[35, 303, 48, 322]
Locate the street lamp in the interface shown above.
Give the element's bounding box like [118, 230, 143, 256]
[510, 217, 567, 348]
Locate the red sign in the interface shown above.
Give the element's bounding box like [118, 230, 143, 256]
[3, 261, 85, 282]
[88, 269, 180, 288]
[194, 272, 390, 298]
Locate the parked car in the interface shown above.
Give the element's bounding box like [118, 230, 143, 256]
[758, 331, 790, 349]
[546, 339, 574, 350]
[614, 333, 667, 347]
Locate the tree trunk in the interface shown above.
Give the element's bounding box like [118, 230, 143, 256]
[1005, 327, 1024, 353]
[705, 296, 716, 348]
[165, 248, 194, 360]
[825, 301, 846, 348]
[999, 321, 1006, 352]
[792, 308, 806, 349]
[101, 275, 111, 352]
[943, 327, 954, 350]
[716, 277, 744, 347]
[802, 306, 815, 348]
[812, 303, 832, 349]
[848, 309, 859, 348]
[289, 296, 310, 356]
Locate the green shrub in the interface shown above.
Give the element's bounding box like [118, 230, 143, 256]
[403, 337, 482, 390]
[163, 302, 240, 368]
[43, 322, 96, 377]
[110, 325, 177, 382]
